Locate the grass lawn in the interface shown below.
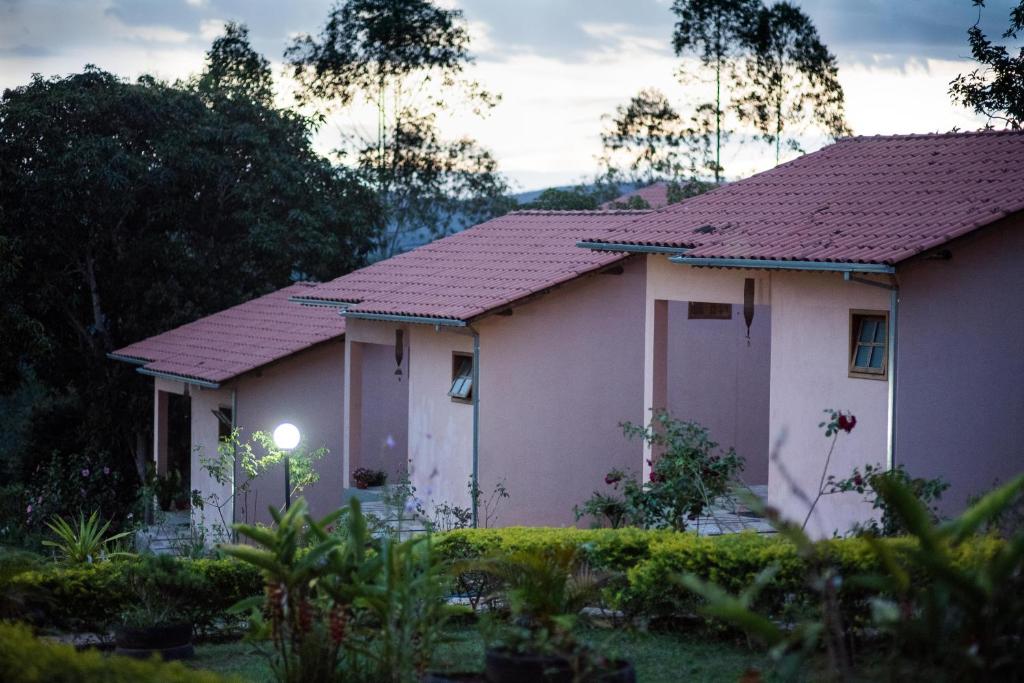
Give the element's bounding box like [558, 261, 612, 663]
[188, 626, 771, 682]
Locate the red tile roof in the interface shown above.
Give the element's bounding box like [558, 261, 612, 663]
[110, 283, 346, 385]
[601, 182, 671, 209]
[584, 132, 1024, 264]
[296, 210, 650, 322]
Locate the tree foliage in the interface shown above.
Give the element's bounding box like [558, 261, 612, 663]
[672, 0, 760, 181]
[287, 0, 510, 257]
[950, 0, 1024, 128]
[735, 1, 850, 163]
[600, 87, 713, 184]
[0, 27, 380, 507]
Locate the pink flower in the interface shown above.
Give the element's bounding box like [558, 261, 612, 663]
[103, 467, 110, 475]
[81, 468, 90, 477]
[25, 504, 32, 514]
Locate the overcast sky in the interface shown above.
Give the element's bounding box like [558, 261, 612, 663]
[0, 0, 1015, 191]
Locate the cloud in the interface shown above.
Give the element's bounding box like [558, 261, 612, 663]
[0, 0, 1000, 191]
[0, 44, 53, 58]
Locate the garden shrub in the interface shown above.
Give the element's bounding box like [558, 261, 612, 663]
[437, 527, 1003, 626]
[3, 556, 262, 634]
[0, 621, 234, 682]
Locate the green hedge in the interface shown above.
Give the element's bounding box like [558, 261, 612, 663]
[436, 527, 1002, 624]
[4, 556, 262, 634]
[0, 622, 234, 682]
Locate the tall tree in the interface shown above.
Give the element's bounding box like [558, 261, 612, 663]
[735, 2, 850, 163]
[195, 21, 275, 105]
[286, 0, 510, 257]
[600, 88, 712, 184]
[0, 27, 380, 507]
[672, 0, 759, 182]
[950, 0, 1024, 128]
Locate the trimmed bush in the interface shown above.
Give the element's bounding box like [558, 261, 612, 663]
[436, 527, 1003, 624]
[0, 622, 233, 682]
[3, 556, 261, 634]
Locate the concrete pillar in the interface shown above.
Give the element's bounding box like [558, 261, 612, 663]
[154, 388, 169, 476]
[342, 338, 363, 489]
[642, 298, 669, 479]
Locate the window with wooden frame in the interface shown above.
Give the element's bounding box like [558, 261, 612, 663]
[849, 310, 888, 380]
[449, 353, 474, 403]
[688, 301, 732, 320]
[213, 407, 233, 442]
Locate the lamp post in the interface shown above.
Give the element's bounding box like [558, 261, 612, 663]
[273, 423, 300, 510]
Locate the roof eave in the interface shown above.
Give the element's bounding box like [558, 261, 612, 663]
[341, 311, 467, 327]
[576, 241, 692, 255]
[668, 256, 896, 274]
[288, 295, 354, 308]
[136, 367, 222, 389]
[107, 352, 150, 366]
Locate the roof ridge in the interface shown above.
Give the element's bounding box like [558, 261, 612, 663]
[509, 209, 652, 215]
[840, 129, 1024, 142]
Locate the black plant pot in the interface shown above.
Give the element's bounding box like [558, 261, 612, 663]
[421, 673, 487, 683]
[484, 648, 636, 683]
[114, 622, 194, 660]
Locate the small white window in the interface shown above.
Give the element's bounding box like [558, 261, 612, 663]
[449, 353, 473, 402]
[849, 310, 888, 380]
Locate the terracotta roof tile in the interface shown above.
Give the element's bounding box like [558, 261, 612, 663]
[298, 210, 650, 321]
[111, 283, 345, 384]
[584, 131, 1024, 264]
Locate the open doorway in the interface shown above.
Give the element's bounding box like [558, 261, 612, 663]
[352, 342, 410, 489]
[158, 392, 192, 512]
[664, 299, 771, 485]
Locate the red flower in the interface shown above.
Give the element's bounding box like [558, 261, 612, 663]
[837, 413, 857, 433]
[649, 471, 665, 483]
[604, 472, 622, 486]
[852, 473, 864, 487]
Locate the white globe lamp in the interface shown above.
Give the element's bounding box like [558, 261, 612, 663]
[273, 423, 300, 509]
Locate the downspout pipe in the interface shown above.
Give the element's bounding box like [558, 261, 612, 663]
[887, 287, 899, 471]
[468, 324, 481, 528]
[230, 388, 238, 540]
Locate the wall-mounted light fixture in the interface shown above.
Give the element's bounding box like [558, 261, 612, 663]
[395, 329, 404, 380]
[744, 278, 755, 344]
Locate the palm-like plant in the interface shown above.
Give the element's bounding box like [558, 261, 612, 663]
[42, 510, 131, 564]
[478, 546, 606, 657]
[221, 498, 349, 683]
[223, 497, 456, 683]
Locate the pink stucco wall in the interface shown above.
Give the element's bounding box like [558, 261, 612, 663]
[358, 342, 410, 481]
[767, 272, 888, 537]
[477, 258, 647, 526]
[232, 341, 346, 523]
[162, 347, 347, 534]
[666, 301, 771, 484]
[895, 216, 1024, 514]
[643, 256, 887, 537]
[407, 325, 474, 513]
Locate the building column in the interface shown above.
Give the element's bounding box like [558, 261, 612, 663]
[642, 298, 669, 480]
[153, 388, 169, 476]
[342, 338, 363, 489]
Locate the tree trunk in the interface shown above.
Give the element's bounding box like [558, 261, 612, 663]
[83, 252, 113, 352]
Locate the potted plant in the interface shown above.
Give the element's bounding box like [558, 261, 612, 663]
[352, 467, 387, 490]
[114, 554, 202, 660]
[479, 547, 635, 682]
